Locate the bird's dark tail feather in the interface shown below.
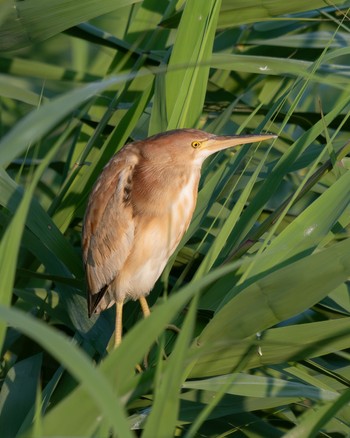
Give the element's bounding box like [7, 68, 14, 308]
[87, 285, 109, 317]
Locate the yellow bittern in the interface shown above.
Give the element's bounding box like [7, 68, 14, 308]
[82, 129, 275, 346]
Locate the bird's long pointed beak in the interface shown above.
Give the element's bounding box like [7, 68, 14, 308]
[203, 133, 276, 155]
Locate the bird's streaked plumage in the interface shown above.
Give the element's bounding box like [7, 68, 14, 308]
[82, 129, 275, 345]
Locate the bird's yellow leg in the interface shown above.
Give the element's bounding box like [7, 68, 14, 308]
[139, 296, 151, 318]
[139, 295, 180, 334]
[137, 296, 151, 370]
[138, 295, 180, 368]
[115, 301, 123, 347]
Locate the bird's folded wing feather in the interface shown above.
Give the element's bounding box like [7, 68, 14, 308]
[82, 149, 138, 312]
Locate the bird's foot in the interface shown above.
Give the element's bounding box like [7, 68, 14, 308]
[134, 324, 181, 372]
[165, 323, 181, 334]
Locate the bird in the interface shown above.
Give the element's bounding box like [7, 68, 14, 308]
[82, 129, 275, 347]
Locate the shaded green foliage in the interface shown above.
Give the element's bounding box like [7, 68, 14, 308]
[1, 0, 350, 436]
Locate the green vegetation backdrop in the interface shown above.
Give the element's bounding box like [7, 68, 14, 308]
[1, 0, 350, 436]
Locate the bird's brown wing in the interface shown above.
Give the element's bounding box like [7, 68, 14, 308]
[82, 147, 138, 315]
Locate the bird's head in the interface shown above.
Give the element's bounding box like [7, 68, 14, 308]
[143, 129, 276, 167]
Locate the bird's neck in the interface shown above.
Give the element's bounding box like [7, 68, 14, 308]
[132, 162, 201, 216]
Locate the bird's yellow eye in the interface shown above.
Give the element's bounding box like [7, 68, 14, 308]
[191, 140, 201, 149]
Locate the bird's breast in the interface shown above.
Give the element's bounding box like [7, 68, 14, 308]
[135, 168, 200, 260]
[119, 170, 200, 300]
